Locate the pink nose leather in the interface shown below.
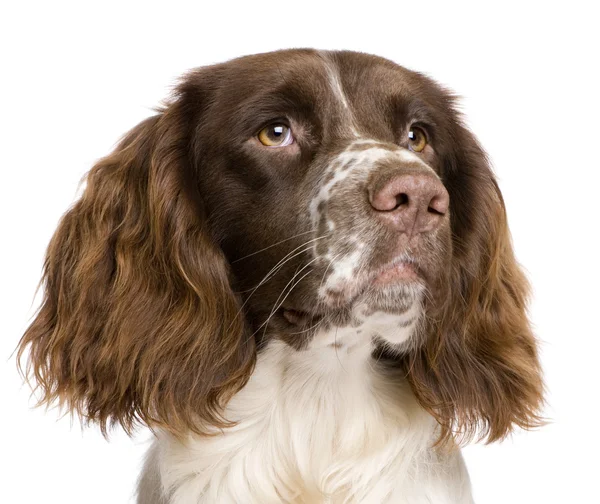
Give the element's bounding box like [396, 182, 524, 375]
[369, 173, 449, 235]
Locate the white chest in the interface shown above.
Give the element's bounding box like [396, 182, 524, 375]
[145, 315, 473, 504]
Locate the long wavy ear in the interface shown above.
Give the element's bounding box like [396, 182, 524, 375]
[17, 93, 256, 437]
[406, 116, 544, 446]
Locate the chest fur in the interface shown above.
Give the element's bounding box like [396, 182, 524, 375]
[149, 333, 473, 503]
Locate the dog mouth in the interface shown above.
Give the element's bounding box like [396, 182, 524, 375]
[372, 261, 419, 284]
[324, 257, 424, 305]
[281, 257, 424, 327]
[281, 307, 314, 326]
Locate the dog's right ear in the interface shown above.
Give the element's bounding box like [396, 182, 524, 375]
[406, 113, 543, 447]
[17, 81, 256, 437]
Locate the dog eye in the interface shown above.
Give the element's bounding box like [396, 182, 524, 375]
[258, 123, 293, 147]
[408, 126, 427, 152]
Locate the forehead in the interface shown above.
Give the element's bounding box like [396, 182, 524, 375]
[206, 49, 446, 134]
[218, 49, 413, 94]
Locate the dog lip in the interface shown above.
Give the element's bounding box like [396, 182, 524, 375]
[285, 257, 424, 316]
[317, 258, 423, 311]
[351, 257, 424, 298]
[372, 260, 419, 286]
[282, 307, 312, 325]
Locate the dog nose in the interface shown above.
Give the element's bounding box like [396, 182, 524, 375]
[369, 173, 449, 234]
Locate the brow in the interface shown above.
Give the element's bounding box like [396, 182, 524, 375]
[390, 95, 439, 127]
[233, 84, 324, 135]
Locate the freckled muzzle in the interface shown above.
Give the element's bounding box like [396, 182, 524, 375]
[310, 142, 450, 307]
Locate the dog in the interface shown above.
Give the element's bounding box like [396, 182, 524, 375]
[18, 49, 543, 503]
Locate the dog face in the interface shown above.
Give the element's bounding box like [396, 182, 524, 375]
[18, 49, 543, 445]
[195, 51, 454, 352]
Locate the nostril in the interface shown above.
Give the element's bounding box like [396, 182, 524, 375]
[369, 172, 449, 233]
[369, 173, 449, 220]
[394, 193, 409, 210]
[427, 190, 449, 216]
[428, 198, 445, 215]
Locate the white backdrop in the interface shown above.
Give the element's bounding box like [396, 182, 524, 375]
[2, 1, 598, 502]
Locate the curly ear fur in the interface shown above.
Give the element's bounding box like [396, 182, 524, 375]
[407, 118, 544, 446]
[17, 97, 256, 437]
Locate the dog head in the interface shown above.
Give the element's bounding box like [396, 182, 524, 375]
[18, 49, 543, 444]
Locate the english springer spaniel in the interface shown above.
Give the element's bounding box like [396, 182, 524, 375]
[18, 49, 543, 503]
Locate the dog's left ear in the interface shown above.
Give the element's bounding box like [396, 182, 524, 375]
[17, 74, 256, 437]
[406, 109, 544, 445]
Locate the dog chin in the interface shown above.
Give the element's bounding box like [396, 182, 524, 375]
[358, 281, 424, 316]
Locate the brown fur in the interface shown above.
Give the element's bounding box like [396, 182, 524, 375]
[17, 101, 256, 437]
[406, 123, 544, 445]
[17, 49, 543, 446]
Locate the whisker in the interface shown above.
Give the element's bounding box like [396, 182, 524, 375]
[248, 267, 315, 343]
[287, 311, 329, 336]
[254, 255, 322, 340]
[265, 255, 322, 323]
[248, 234, 327, 287]
[228, 236, 327, 332]
[334, 326, 348, 373]
[318, 251, 344, 294]
[231, 230, 317, 263]
[234, 242, 316, 295]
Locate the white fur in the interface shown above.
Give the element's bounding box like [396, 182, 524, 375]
[309, 141, 425, 228]
[310, 142, 430, 299]
[319, 249, 363, 298]
[320, 53, 360, 138]
[140, 312, 474, 504]
[138, 56, 472, 504]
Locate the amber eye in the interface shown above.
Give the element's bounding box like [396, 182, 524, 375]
[258, 123, 293, 147]
[408, 126, 427, 152]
